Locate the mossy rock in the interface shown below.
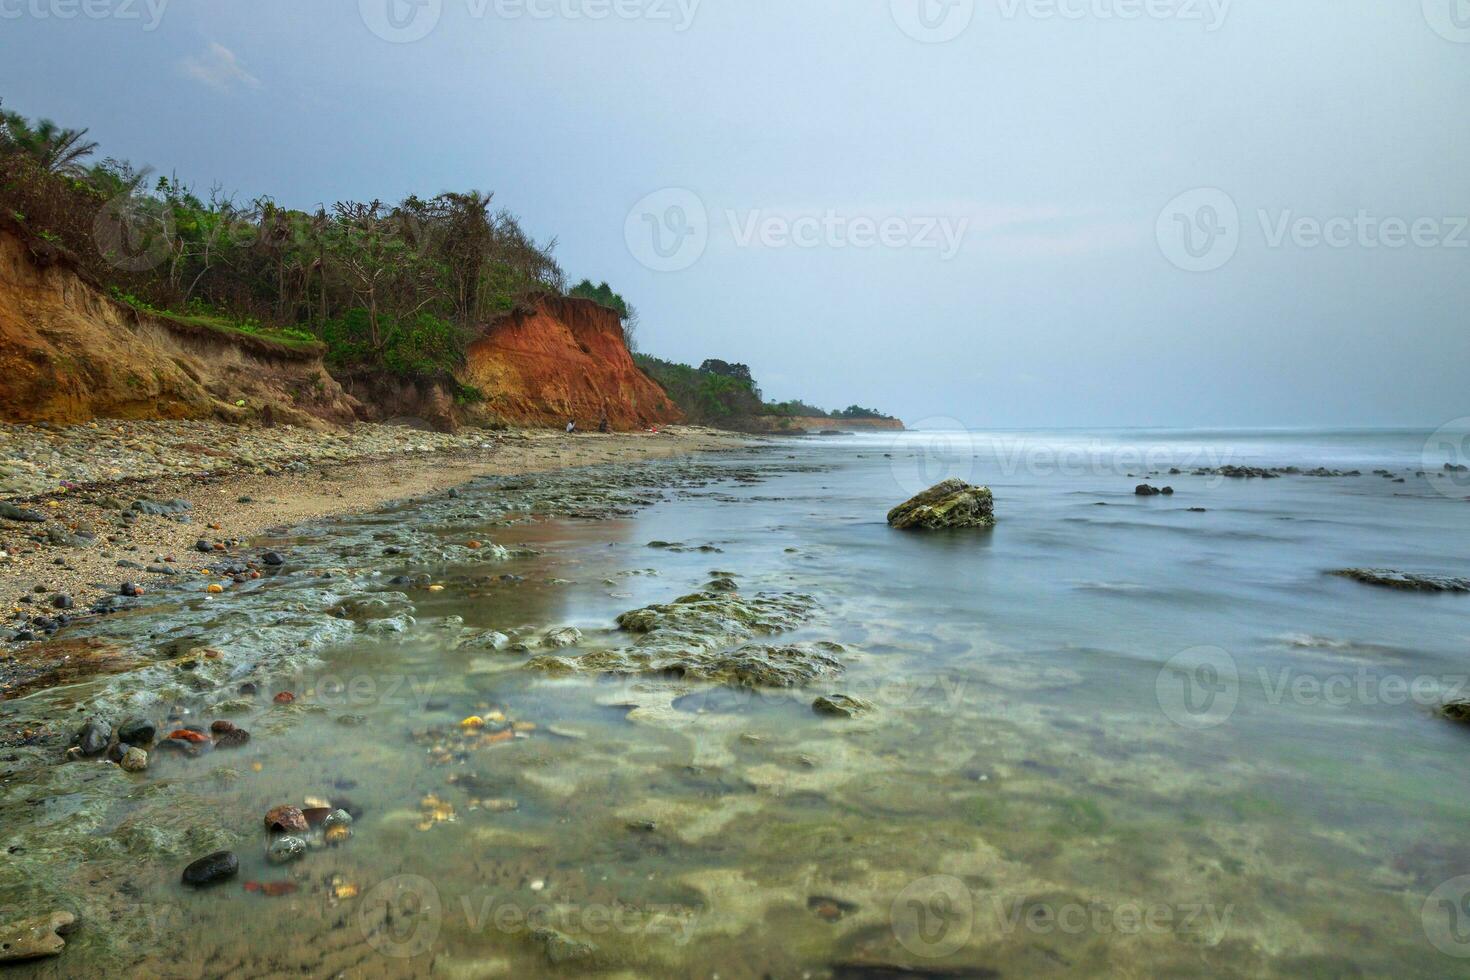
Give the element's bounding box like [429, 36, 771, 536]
[887, 479, 995, 530]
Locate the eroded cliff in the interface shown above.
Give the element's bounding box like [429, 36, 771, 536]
[461, 295, 681, 430]
[0, 225, 358, 427]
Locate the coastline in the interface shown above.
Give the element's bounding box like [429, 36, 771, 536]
[0, 421, 752, 642]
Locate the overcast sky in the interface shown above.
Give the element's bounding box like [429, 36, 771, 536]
[3, 0, 1467, 427]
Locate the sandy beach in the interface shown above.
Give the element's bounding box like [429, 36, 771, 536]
[0, 422, 750, 631]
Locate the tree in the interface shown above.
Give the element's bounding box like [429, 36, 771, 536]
[0, 109, 98, 175]
[569, 279, 639, 349]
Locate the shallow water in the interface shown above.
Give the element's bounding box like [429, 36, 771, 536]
[4, 429, 1470, 977]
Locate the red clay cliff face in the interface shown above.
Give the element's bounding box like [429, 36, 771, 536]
[0, 226, 358, 427]
[461, 295, 681, 430]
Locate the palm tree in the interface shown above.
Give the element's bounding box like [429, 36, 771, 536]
[0, 110, 98, 175]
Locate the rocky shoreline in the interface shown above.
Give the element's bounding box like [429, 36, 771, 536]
[0, 420, 749, 663]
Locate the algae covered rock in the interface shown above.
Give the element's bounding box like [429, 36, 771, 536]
[0, 911, 76, 962]
[887, 479, 995, 530]
[1330, 569, 1470, 593]
[533, 641, 844, 688]
[527, 582, 840, 688]
[812, 694, 876, 718]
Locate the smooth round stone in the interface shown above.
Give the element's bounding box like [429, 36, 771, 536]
[181, 850, 238, 887]
[119, 747, 148, 772]
[267, 836, 306, 865]
[117, 718, 157, 747]
[74, 719, 111, 757]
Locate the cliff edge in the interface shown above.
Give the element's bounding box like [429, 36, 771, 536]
[0, 224, 358, 427]
[461, 295, 681, 430]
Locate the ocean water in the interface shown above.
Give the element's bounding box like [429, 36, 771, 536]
[5, 428, 1470, 978]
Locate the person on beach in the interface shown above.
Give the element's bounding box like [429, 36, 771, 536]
[566, 418, 577, 434]
[598, 412, 610, 434]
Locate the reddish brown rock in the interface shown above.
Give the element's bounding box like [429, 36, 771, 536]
[264, 805, 308, 834]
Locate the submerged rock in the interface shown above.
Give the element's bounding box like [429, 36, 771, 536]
[267, 835, 306, 865]
[0, 911, 75, 961]
[527, 585, 835, 687]
[541, 626, 583, 649]
[119, 747, 148, 772]
[72, 718, 111, 757]
[531, 927, 595, 965]
[264, 805, 308, 834]
[1439, 702, 1470, 725]
[1330, 569, 1470, 593]
[1134, 484, 1174, 496]
[812, 694, 876, 718]
[537, 642, 845, 688]
[887, 479, 995, 530]
[117, 718, 157, 747]
[614, 586, 816, 639]
[181, 850, 238, 887]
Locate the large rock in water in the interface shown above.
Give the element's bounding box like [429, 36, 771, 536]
[887, 479, 995, 530]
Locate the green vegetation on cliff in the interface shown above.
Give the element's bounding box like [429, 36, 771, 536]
[0, 99, 894, 427]
[0, 102, 560, 384]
